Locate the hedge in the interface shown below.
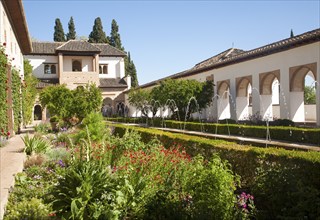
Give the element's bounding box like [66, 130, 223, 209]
[106, 117, 320, 146]
[108, 123, 320, 219]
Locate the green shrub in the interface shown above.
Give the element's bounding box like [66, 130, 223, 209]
[75, 112, 107, 143]
[4, 198, 50, 220]
[34, 122, 51, 134]
[110, 123, 320, 218]
[22, 135, 51, 155]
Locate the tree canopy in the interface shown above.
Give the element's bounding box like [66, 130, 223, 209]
[125, 52, 139, 87]
[88, 17, 109, 43]
[304, 85, 316, 104]
[53, 18, 66, 42]
[66, 16, 76, 40]
[109, 19, 124, 51]
[128, 89, 151, 117]
[40, 84, 102, 123]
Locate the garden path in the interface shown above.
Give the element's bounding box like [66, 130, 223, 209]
[0, 126, 34, 220]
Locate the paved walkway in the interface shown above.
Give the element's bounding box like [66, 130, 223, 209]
[0, 126, 34, 219]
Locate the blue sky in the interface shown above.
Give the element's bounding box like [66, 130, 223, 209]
[23, 0, 320, 85]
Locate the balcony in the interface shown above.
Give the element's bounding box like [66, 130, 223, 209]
[60, 71, 99, 89]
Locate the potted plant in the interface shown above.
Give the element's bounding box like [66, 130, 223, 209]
[49, 115, 59, 131]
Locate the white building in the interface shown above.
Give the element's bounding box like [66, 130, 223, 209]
[129, 28, 320, 126]
[0, 0, 32, 134]
[25, 40, 130, 120]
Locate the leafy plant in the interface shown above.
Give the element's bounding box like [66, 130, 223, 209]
[22, 135, 51, 155]
[4, 198, 50, 220]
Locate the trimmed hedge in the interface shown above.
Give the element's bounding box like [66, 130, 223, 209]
[106, 117, 320, 146]
[109, 123, 320, 219]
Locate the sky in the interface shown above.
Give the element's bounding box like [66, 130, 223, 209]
[23, 0, 320, 85]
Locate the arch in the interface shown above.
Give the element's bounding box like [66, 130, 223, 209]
[44, 64, 50, 74]
[290, 64, 316, 92]
[102, 97, 113, 117]
[260, 71, 279, 95]
[34, 105, 42, 120]
[217, 80, 230, 98]
[236, 76, 252, 97]
[51, 65, 56, 74]
[116, 102, 125, 117]
[72, 60, 82, 72]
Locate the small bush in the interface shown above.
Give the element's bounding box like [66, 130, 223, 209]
[22, 135, 51, 156]
[4, 198, 50, 220]
[24, 154, 46, 169]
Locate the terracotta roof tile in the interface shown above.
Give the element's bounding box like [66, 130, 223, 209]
[56, 40, 101, 53]
[93, 44, 126, 57]
[99, 78, 128, 88]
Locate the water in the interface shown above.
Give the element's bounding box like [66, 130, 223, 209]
[184, 97, 204, 132]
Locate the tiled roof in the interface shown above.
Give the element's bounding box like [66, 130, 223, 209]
[56, 40, 101, 53]
[28, 41, 125, 56]
[30, 42, 63, 54]
[139, 28, 320, 89]
[36, 78, 59, 89]
[99, 78, 128, 88]
[94, 44, 126, 57]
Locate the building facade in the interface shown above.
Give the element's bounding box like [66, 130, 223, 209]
[0, 0, 32, 134]
[25, 40, 130, 121]
[129, 29, 320, 126]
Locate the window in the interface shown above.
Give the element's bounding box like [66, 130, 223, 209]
[72, 60, 82, 72]
[99, 64, 108, 74]
[44, 63, 57, 74]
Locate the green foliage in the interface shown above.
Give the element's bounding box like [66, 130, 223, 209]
[75, 112, 106, 143]
[40, 84, 73, 119]
[22, 60, 38, 126]
[111, 123, 320, 219]
[128, 88, 151, 117]
[40, 83, 102, 123]
[53, 18, 66, 42]
[88, 17, 108, 43]
[109, 19, 124, 51]
[22, 135, 51, 156]
[66, 16, 76, 40]
[34, 122, 50, 134]
[71, 84, 102, 120]
[152, 79, 214, 119]
[304, 85, 316, 104]
[0, 45, 8, 134]
[125, 52, 139, 87]
[4, 198, 50, 220]
[11, 68, 21, 132]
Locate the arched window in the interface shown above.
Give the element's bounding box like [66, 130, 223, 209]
[103, 65, 108, 74]
[51, 65, 56, 74]
[72, 60, 82, 72]
[44, 64, 51, 74]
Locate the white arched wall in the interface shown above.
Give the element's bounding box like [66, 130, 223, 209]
[289, 63, 317, 122]
[236, 76, 252, 120]
[217, 80, 231, 120]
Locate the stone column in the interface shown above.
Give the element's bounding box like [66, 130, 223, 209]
[58, 53, 63, 83]
[211, 79, 218, 122]
[316, 63, 320, 126]
[252, 73, 260, 117]
[279, 67, 291, 120]
[236, 96, 248, 120]
[260, 95, 273, 120]
[229, 78, 237, 120]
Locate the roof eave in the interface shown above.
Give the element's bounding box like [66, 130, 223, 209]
[2, 0, 32, 54]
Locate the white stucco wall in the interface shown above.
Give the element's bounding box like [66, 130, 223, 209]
[0, 2, 24, 76]
[99, 57, 124, 79]
[24, 55, 58, 78]
[63, 56, 93, 72]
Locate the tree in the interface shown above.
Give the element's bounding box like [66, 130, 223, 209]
[66, 16, 76, 40]
[290, 29, 294, 38]
[53, 18, 66, 42]
[304, 85, 316, 104]
[22, 60, 38, 126]
[151, 79, 214, 120]
[40, 84, 102, 123]
[88, 17, 108, 43]
[128, 89, 151, 117]
[125, 52, 139, 87]
[109, 19, 124, 51]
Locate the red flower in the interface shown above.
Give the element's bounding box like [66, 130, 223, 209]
[7, 131, 10, 136]
[3, 42, 6, 46]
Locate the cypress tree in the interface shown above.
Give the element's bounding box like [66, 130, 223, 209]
[53, 18, 66, 42]
[88, 17, 108, 43]
[109, 19, 124, 51]
[290, 29, 294, 38]
[125, 52, 139, 87]
[66, 16, 76, 40]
